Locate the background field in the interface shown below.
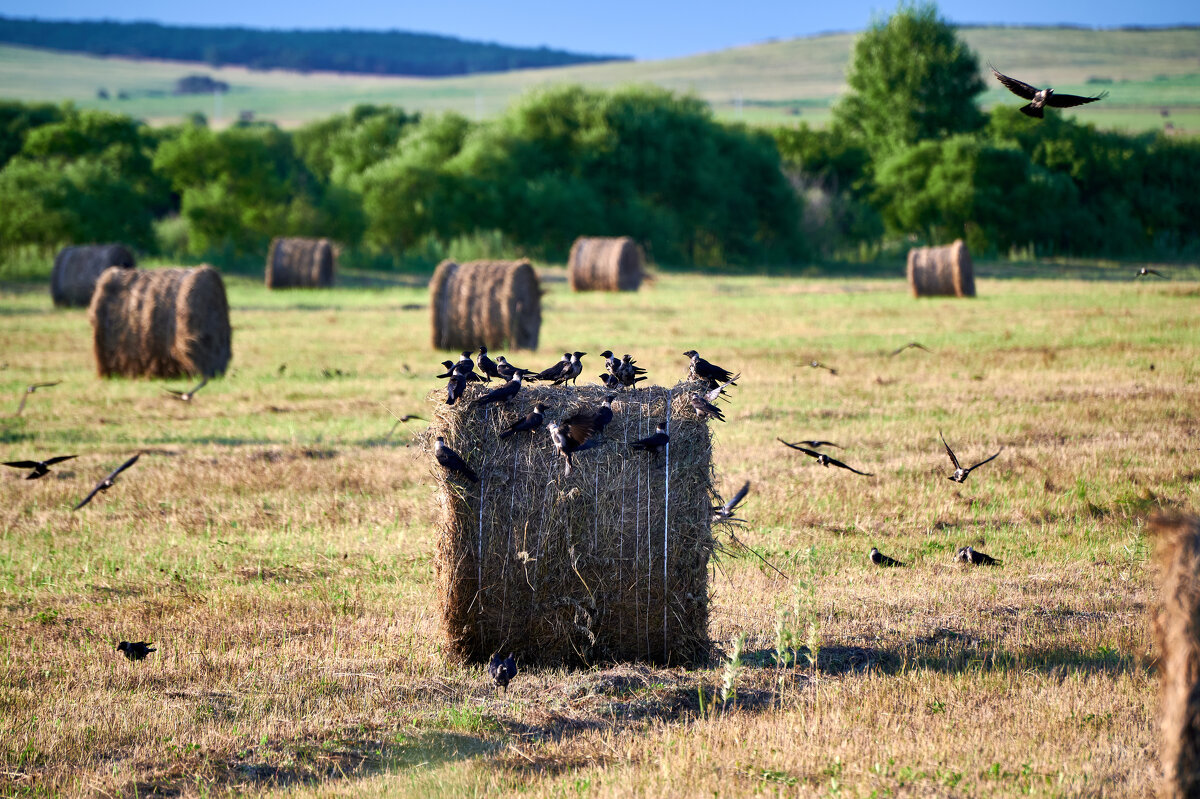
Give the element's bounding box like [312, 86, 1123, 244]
[1, 261, 1197, 796]
[2, 26, 1198, 132]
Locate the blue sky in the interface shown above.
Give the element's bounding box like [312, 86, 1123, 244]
[2, 0, 1197, 59]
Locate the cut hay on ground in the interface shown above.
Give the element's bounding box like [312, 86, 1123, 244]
[429, 259, 540, 351]
[568, 236, 644, 292]
[89, 265, 232, 379]
[265, 237, 335, 288]
[428, 381, 714, 667]
[1153, 512, 1200, 799]
[50, 244, 136, 308]
[906, 239, 976, 298]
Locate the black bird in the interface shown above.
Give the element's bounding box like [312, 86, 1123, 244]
[869, 547, 905, 567]
[777, 439, 872, 476]
[690, 393, 726, 422]
[445, 365, 469, 406]
[955, 546, 1000, 566]
[437, 360, 484, 383]
[3, 454, 77, 480]
[552, 352, 586, 386]
[14, 380, 60, 416]
[809, 360, 837, 376]
[499, 403, 547, 439]
[548, 416, 604, 476]
[73, 453, 140, 511]
[435, 360, 456, 378]
[471, 373, 523, 409]
[702, 373, 740, 404]
[1137, 267, 1166, 278]
[477, 346, 501, 381]
[435, 436, 478, 482]
[940, 431, 1002, 483]
[631, 422, 669, 457]
[600, 350, 621, 379]
[457, 351, 488, 383]
[599, 373, 622, 390]
[163, 376, 208, 402]
[712, 480, 750, 523]
[487, 652, 518, 693]
[116, 641, 156, 661]
[889, 342, 931, 357]
[591, 395, 617, 437]
[534, 353, 572, 383]
[785, 439, 842, 450]
[990, 64, 1108, 119]
[495, 356, 535, 381]
[683, 350, 736, 390]
[620, 354, 646, 380]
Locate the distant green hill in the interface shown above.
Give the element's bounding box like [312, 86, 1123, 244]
[0, 15, 627, 77]
[0, 26, 1196, 133]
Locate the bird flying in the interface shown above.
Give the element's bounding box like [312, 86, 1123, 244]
[889, 342, 931, 357]
[869, 547, 905, 567]
[14, 380, 61, 416]
[73, 453, 140, 510]
[777, 439, 872, 476]
[499, 403, 547, 439]
[712, 481, 750, 523]
[116, 641, 156, 661]
[3, 454, 77, 480]
[487, 652, 518, 693]
[809, 361, 837, 376]
[989, 64, 1108, 119]
[435, 436, 478, 482]
[939, 431, 1002, 483]
[163, 376, 208, 402]
[786, 439, 842, 450]
[1137, 267, 1166, 278]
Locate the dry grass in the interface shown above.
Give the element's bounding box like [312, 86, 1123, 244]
[1, 265, 1197, 796]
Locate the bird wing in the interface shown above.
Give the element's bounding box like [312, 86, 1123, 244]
[939, 431, 961, 470]
[163, 388, 186, 396]
[29, 381, 62, 391]
[73, 483, 105, 511]
[4, 460, 41, 468]
[107, 453, 141, 481]
[561, 412, 598, 447]
[966, 448, 1003, 472]
[44, 455, 78, 466]
[826, 456, 873, 476]
[189, 377, 209, 394]
[989, 66, 1039, 100]
[14, 395, 27, 415]
[1047, 91, 1107, 108]
[724, 481, 750, 513]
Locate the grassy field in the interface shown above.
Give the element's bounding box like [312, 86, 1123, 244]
[1, 259, 1197, 796]
[1, 26, 1198, 132]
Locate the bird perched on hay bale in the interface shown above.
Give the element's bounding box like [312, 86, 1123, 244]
[907, 240, 976, 298]
[88, 266, 231, 379]
[265, 237, 336, 288]
[429, 260, 541, 352]
[435, 436, 478, 483]
[51, 244, 135, 308]
[989, 65, 1108, 119]
[568, 236, 645, 292]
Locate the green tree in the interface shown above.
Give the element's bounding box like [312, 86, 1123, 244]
[833, 2, 985, 159]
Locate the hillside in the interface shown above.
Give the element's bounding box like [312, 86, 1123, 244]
[0, 15, 626, 76]
[0, 26, 1197, 132]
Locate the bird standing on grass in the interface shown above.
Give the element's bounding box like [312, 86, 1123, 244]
[4, 455, 77, 480]
[989, 64, 1108, 119]
[955, 546, 1000, 566]
[163, 376, 208, 402]
[14, 380, 60, 416]
[73, 453, 141, 511]
[488, 652, 518, 693]
[631, 422, 669, 458]
[869, 548, 905, 567]
[940, 431, 1002, 483]
[777, 439, 872, 476]
[117, 641, 156, 661]
[435, 436, 478, 483]
[499, 403, 547, 439]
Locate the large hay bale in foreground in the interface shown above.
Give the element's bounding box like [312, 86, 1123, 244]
[906, 239, 976, 298]
[265, 237, 335, 288]
[429, 259, 540, 351]
[429, 382, 714, 667]
[51, 244, 136, 307]
[89, 266, 232, 379]
[1153, 512, 1200, 798]
[568, 236, 644, 292]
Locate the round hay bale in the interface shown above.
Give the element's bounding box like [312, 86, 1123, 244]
[265, 237, 336, 289]
[1153, 512, 1200, 798]
[906, 239, 976, 298]
[430, 259, 540, 351]
[50, 244, 136, 308]
[88, 265, 232, 379]
[567, 236, 644, 292]
[428, 381, 713, 667]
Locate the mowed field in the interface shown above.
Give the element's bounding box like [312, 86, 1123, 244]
[1, 263, 1199, 796]
[1, 25, 1199, 132]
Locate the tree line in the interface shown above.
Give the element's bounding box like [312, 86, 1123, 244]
[1, 4, 1197, 272]
[0, 16, 625, 76]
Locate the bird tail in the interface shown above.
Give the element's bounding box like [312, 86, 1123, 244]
[1019, 104, 1043, 118]
[498, 429, 514, 439]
